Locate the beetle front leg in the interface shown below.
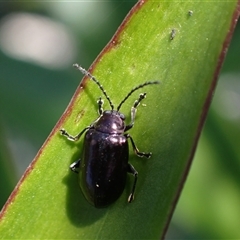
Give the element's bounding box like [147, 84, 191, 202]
[60, 126, 90, 141]
[70, 159, 81, 173]
[127, 163, 138, 203]
[97, 97, 104, 115]
[125, 93, 146, 131]
[126, 134, 152, 158]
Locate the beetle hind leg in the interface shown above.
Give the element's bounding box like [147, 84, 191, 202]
[127, 163, 138, 203]
[70, 159, 81, 173]
[126, 134, 152, 158]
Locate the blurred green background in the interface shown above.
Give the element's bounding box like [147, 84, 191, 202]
[0, 2, 239, 239]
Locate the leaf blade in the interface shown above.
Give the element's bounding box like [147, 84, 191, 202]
[0, 1, 239, 239]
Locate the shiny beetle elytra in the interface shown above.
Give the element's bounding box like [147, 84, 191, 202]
[60, 64, 159, 208]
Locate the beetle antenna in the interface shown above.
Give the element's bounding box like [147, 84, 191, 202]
[73, 63, 114, 110]
[117, 81, 160, 111]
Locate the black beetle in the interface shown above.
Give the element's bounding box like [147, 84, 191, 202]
[60, 63, 159, 208]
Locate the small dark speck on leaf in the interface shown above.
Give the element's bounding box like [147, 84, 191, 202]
[170, 29, 176, 40]
[188, 10, 193, 16]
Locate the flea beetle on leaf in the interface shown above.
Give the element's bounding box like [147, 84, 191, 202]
[60, 64, 159, 208]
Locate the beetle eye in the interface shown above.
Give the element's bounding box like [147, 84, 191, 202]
[120, 113, 125, 120]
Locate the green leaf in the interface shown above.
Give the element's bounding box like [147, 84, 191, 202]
[0, 1, 239, 239]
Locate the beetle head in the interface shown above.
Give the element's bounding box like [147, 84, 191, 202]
[94, 110, 125, 134]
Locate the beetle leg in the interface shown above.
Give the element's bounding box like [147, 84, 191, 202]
[126, 134, 152, 158]
[60, 126, 90, 141]
[70, 159, 81, 173]
[127, 163, 138, 203]
[97, 97, 104, 115]
[125, 93, 146, 131]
